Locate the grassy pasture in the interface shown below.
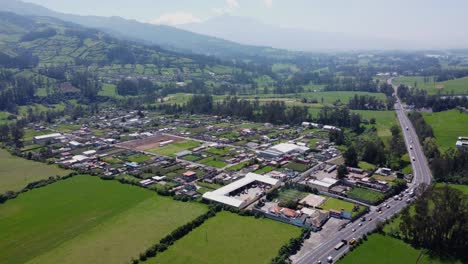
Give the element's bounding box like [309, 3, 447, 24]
[423, 110, 468, 152]
[148, 140, 201, 157]
[393, 76, 468, 95]
[146, 211, 301, 264]
[0, 175, 207, 264]
[339, 234, 458, 264]
[353, 110, 397, 140]
[347, 187, 385, 204]
[0, 149, 71, 193]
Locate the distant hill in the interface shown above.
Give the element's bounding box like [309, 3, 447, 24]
[0, 11, 224, 69]
[179, 15, 408, 52]
[0, 0, 301, 61]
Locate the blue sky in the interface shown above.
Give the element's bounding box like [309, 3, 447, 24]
[23, 0, 468, 45]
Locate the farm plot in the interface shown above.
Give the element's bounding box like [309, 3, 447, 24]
[0, 149, 71, 193]
[0, 175, 207, 264]
[339, 234, 459, 264]
[148, 140, 201, 157]
[146, 211, 301, 264]
[423, 110, 468, 152]
[117, 134, 184, 152]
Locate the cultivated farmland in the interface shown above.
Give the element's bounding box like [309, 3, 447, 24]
[423, 110, 468, 151]
[0, 175, 207, 264]
[339, 234, 460, 264]
[146, 211, 301, 264]
[0, 149, 71, 193]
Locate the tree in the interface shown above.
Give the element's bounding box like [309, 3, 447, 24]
[344, 146, 358, 167]
[337, 165, 348, 179]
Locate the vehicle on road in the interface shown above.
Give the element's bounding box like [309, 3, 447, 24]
[410, 145, 413, 149]
[406, 126, 409, 130]
[361, 216, 366, 221]
[412, 156, 416, 161]
[349, 238, 357, 245]
[327, 256, 333, 263]
[334, 241, 346, 250]
[358, 223, 362, 226]
[352, 228, 356, 232]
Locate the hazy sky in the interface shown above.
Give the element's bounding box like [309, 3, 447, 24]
[24, 0, 468, 47]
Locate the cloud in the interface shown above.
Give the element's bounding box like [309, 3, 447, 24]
[213, 0, 240, 14]
[150, 12, 201, 25]
[227, 0, 239, 11]
[263, 0, 273, 8]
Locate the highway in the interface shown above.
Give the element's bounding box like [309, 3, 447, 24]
[293, 79, 433, 264]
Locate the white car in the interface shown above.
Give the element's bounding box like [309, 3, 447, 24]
[412, 156, 416, 161]
[410, 145, 413, 149]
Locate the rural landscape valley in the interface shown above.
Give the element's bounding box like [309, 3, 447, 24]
[0, 1, 467, 264]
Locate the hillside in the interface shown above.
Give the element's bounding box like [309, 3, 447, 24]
[0, 11, 225, 68]
[0, 0, 301, 62]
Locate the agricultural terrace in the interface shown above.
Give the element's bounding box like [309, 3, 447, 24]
[393, 76, 468, 95]
[0, 175, 207, 264]
[146, 211, 301, 264]
[423, 110, 468, 151]
[0, 149, 71, 193]
[339, 234, 460, 264]
[346, 187, 385, 204]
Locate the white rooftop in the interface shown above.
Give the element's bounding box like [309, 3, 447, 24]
[34, 133, 62, 140]
[270, 143, 309, 154]
[203, 173, 279, 208]
[308, 177, 338, 188]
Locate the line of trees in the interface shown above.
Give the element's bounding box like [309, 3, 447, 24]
[399, 185, 468, 261]
[348, 94, 386, 110]
[398, 85, 468, 112]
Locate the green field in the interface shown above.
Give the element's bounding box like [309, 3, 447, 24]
[146, 211, 301, 264]
[254, 165, 276, 174]
[352, 110, 397, 140]
[347, 187, 385, 204]
[285, 162, 309, 172]
[435, 183, 468, 195]
[423, 110, 468, 151]
[198, 156, 227, 168]
[277, 189, 309, 202]
[321, 197, 366, 217]
[0, 175, 207, 264]
[339, 234, 459, 264]
[394, 76, 468, 95]
[148, 140, 201, 157]
[226, 161, 250, 171]
[0, 149, 71, 193]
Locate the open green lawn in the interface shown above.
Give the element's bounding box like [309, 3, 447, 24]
[147, 140, 201, 157]
[394, 76, 468, 95]
[226, 161, 250, 171]
[198, 156, 227, 168]
[0, 149, 71, 193]
[284, 162, 309, 172]
[146, 211, 301, 264]
[339, 234, 460, 264]
[347, 187, 385, 204]
[204, 147, 232, 155]
[423, 110, 468, 152]
[435, 183, 468, 195]
[127, 153, 151, 163]
[352, 110, 397, 140]
[358, 161, 377, 171]
[254, 165, 276, 174]
[277, 189, 309, 202]
[0, 175, 207, 264]
[321, 197, 365, 217]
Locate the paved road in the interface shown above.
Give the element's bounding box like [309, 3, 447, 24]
[293, 79, 433, 264]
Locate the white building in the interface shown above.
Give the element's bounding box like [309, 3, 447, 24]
[203, 173, 280, 208]
[33, 133, 62, 143]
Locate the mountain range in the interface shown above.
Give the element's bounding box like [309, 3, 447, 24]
[0, 0, 300, 61]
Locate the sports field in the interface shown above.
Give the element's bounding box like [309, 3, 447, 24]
[277, 189, 309, 202]
[0, 175, 207, 264]
[339, 234, 461, 264]
[423, 110, 468, 151]
[146, 211, 301, 264]
[321, 197, 366, 217]
[147, 140, 201, 157]
[0, 149, 71, 193]
[347, 187, 385, 204]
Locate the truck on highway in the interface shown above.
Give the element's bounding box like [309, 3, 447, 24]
[334, 241, 346, 250]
